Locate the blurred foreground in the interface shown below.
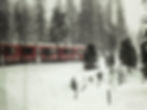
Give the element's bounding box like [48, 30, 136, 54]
[0, 57, 147, 110]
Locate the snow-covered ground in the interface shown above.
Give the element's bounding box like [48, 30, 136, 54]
[0, 59, 147, 110]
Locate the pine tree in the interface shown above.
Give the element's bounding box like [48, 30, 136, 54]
[0, 0, 9, 42]
[119, 38, 137, 69]
[141, 41, 147, 66]
[49, 7, 68, 43]
[141, 41, 147, 79]
[83, 44, 97, 69]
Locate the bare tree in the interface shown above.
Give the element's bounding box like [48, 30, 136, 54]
[116, 0, 129, 42]
[35, 0, 46, 43]
[0, 0, 9, 42]
[66, 0, 78, 44]
[14, 1, 30, 44]
[93, 0, 106, 50]
[103, 0, 117, 53]
[78, 0, 96, 44]
[77, 0, 106, 49]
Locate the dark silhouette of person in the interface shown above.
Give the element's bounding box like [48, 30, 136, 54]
[70, 78, 78, 99]
[97, 72, 103, 83]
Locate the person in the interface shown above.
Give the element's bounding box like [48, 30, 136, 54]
[117, 68, 125, 85]
[106, 53, 115, 70]
[105, 53, 115, 105]
[83, 44, 97, 70]
[96, 72, 103, 84]
[106, 89, 112, 105]
[70, 78, 78, 99]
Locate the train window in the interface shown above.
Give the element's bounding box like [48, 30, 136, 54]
[79, 49, 84, 54]
[64, 49, 73, 54]
[22, 47, 33, 55]
[4, 47, 15, 55]
[0, 47, 4, 54]
[41, 49, 51, 55]
[41, 48, 56, 56]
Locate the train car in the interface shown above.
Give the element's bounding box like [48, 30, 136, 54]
[73, 45, 85, 60]
[58, 45, 74, 61]
[57, 45, 85, 61]
[20, 44, 37, 62]
[40, 44, 58, 62]
[0, 43, 85, 64]
[0, 43, 4, 55]
[2, 43, 21, 64]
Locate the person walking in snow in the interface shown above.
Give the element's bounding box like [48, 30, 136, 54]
[96, 72, 103, 85]
[70, 78, 78, 99]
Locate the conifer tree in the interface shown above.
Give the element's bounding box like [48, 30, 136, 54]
[49, 7, 68, 43]
[120, 38, 137, 69]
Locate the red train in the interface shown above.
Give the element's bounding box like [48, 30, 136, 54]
[0, 43, 85, 64]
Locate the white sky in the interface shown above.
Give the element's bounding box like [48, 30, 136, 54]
[122, 0, 144, 37]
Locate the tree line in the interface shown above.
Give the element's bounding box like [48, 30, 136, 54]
[1, 0, 147, 78]
[0, 0, 129, 47]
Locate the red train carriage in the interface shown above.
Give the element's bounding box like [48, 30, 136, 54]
[0, 43, 85, 64]
[2, 43, 21, 64]
[57, 45, 85, 61]
[73, 46, 85, 60]
[0, 43, 4, 55]
[58, 46, 75, 61]
[40, 45, 58, 62]
[20, 44, 37, 62]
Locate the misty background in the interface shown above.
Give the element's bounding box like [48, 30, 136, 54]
[0, 0, 145, 51]
[1, 0, 147, 110]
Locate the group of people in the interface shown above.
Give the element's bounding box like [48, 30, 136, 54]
[70, 44, 118, 100]
[69, 44, 128, 102]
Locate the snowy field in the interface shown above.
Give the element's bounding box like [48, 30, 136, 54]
[0, 59, 147, 110]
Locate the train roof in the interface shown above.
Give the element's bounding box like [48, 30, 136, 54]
[0, 42, 85, 48]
